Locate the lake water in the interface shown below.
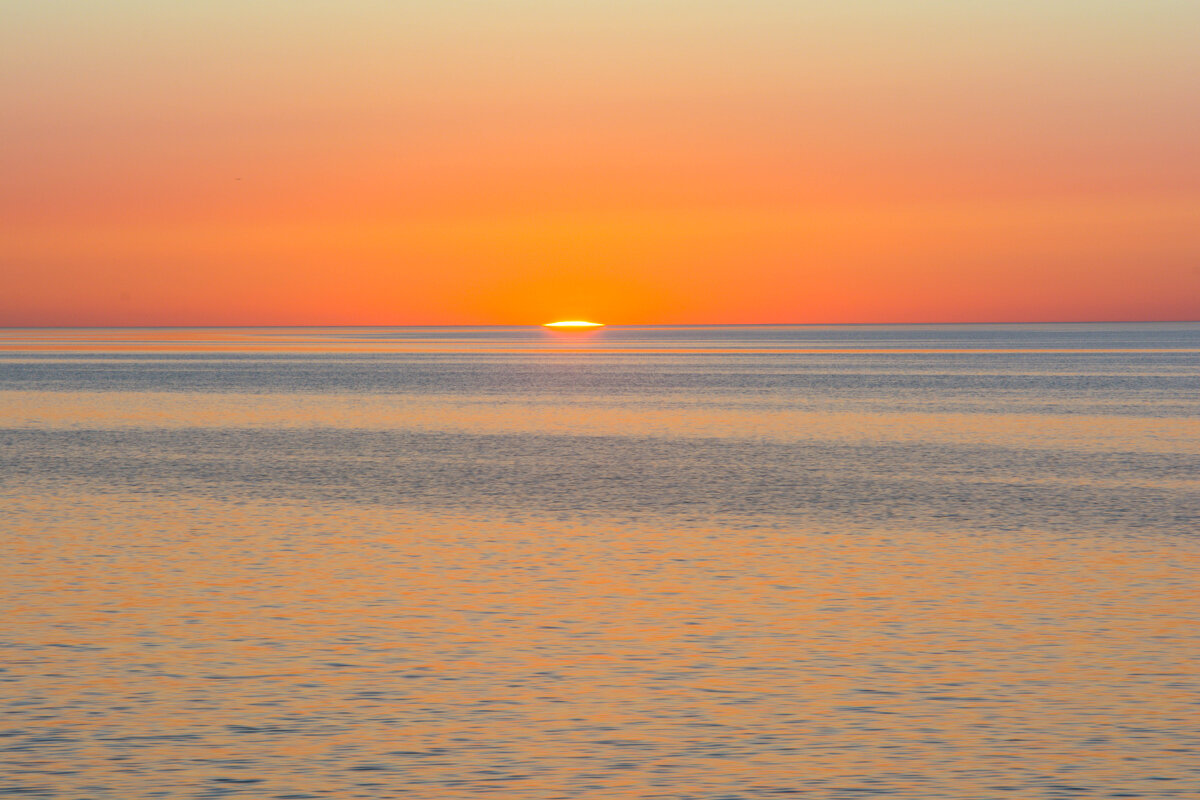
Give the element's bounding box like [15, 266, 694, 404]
[2, 324, 1198, 799]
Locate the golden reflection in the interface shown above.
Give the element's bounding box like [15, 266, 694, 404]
[3, 390, 1197, 457]
[5, 491, 1199, 797]
[3, 324, 1198, 798]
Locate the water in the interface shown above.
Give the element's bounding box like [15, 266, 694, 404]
[2, 324, 1198, 799]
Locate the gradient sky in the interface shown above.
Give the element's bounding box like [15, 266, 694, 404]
[3, 1, 1198, 325]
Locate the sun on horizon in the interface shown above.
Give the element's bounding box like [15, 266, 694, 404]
[543, 320, 605, 328]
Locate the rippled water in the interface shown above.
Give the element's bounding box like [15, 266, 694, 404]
[2, 324, 1198, 799]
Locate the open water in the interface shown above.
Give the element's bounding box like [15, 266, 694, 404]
[1, 324, 1198, 799]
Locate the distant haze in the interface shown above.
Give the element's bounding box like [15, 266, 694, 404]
[2, 1, 1198, 324]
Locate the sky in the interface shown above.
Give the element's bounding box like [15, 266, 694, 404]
[2, 1, 1198, 325]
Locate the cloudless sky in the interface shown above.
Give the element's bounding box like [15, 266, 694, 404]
[2, 1, 1198, 324]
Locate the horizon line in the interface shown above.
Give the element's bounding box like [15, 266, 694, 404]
[1, 319, 1198, 330]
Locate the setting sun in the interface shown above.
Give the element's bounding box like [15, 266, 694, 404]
[543, 320, 605, 328]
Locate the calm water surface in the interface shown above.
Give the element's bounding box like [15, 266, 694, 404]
[2, 324, 1198, 799]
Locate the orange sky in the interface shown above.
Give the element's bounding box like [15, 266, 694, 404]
[2, 2, 1198, 325]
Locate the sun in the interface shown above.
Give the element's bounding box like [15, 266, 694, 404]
[542, 320, 605, 328]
